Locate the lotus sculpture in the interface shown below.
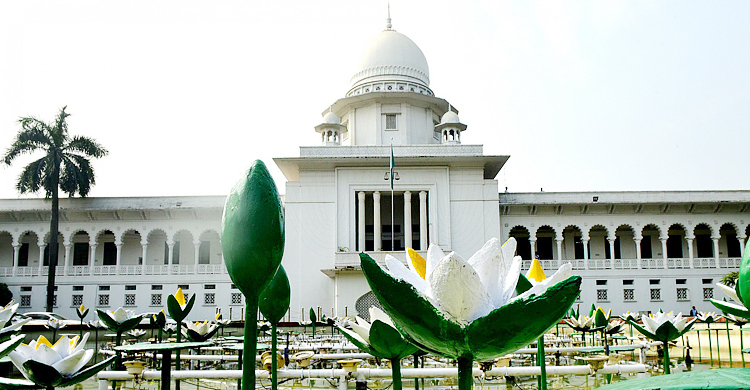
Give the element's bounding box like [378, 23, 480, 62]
[338, 306, 418, 390]
[0, 301, 30, 342]
[5, 334, 114, 389]
[183, 321, 220, 342]
[627, 311, 695, 374]
[712, 242, 750, 319]
[360, 237, 581, 390]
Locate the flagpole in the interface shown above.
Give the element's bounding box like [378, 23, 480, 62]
[390, 140, 395, 252]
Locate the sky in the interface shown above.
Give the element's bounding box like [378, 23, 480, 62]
[1, 1, 748, 199]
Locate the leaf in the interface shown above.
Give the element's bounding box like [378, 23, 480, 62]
[466, 276, 582, 361]
[0, 335, 24, 360]
[96, 309, 118, 330]
[368, 320, 419, 360]
[22, 360, 63, 387]
[711, 299, 750, 319]
[59, 356, 115, 387]
[119, 316, 143, 334]
[0, 377, 39, 390]
[221, 160, 285, 299]
[259, 265, 291, 324]
[167, 294, 186, 322]
[515, 273, 533, 294]
[309, 308, 317, 323]
[360, 252, 465, 359]
[338, 326, 378, 356]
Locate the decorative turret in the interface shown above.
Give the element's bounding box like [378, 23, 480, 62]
[435, 110, 466, 144]
[315, 111, 347, 146]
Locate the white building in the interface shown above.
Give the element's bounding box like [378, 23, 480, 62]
[0, 18, 746, 321]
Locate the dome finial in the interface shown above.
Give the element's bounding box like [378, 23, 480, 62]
[386, 3, 392, 30]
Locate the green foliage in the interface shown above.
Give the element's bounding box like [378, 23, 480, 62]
[0, 283, 12, 306]
[722, 271, 739, 287]
[3, 106, 107, 312]
[259, 266, 291, 324]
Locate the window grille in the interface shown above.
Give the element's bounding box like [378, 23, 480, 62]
[650, 288, 661, 301]
[596, 289, 608, 301]
[204, 293, 215, 305]
[98, 294, 109, 307]
[231, 293, 243, 305]
[623, 289, 635, 301]
[151, 294, 162, 306]
[385, 114, 397, 130]
[703, 288, 714, 300]
[676, 288, 688, 301]
[20, 295, 31, 308]
[72, 295, 83, 307]
[124, 294, 136, 307]
[53, 295, 58, 307]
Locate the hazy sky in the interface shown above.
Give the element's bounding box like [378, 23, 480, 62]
[1, 1, 748, 199]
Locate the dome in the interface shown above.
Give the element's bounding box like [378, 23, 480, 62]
[348, 28, 431, 95]
[440, 111, 460, 125]
[322, 112, 341, 125]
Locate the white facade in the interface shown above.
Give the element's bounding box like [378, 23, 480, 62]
[0, 19, 746, 321]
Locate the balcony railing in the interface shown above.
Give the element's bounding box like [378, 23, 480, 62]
[66, 266, 89, 276]
[334, 251, 427, 269]
[197, 264, 226, 274]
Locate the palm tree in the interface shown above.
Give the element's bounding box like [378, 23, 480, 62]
[3, 106, 107, 312]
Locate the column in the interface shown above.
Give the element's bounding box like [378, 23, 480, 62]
[419, 191, 428, 250]
[12, 244, 20, 276]
[634, 237, 642, 268]
[115, 242, 123, 275]
[194, 240, 201, 274]
[660, 238, 668, 269]
[167, 241, 175, 275]
[608, 238, 616, 260]
[89, 244, 97, 276]
[686, 237, 694, 269]
[373, 191, 381, 251]
[141, 241, 148, 276]
[38, 243, 46, 276]
[64, 243, 72, 276]
[712, 237, 720, 269]
[358, 192, 366, 251]
[555, 238, 563, 263]
[582, 238, 589, 269]
[530, 239, 537, 259]
[740, 236, 747, 256]
[404, 191, 412, 249]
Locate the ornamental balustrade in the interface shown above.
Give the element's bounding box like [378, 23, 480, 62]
[40, 266, 64, 276]
[171, 264, 194, 275]
[118, 265, 142, 275]
[94, 265, 118, 275]
[588, 259, 611, 270]
[334, 250, 428, 269]
[693, 258, 716, 268]
[667, 258, 689, 269]
[614, 258, 639, 269]
[0, 267, 13, 277]
[66, 266, 89, 276]
[197, 264, 226, 274]
[145, 265, 169, 275]
[641, 259, 665, 269]
[720, 257, 741, 268]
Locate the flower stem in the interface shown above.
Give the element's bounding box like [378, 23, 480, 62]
[271, 323, 278, 390]
[457, 357, 473, 390]
[391, 359, 402, 390]
[243, 301, 259, 390]
[663, 340, 670, 374]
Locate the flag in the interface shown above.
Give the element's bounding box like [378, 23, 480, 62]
[389, 144, 395, 190]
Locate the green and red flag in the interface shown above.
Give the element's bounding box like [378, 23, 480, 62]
[389, 144, 395, 190]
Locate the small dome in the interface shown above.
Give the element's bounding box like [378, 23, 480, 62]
[440, 111, 461, 124]
[350, 29, 430, 91]
[322, 112, 341, 125]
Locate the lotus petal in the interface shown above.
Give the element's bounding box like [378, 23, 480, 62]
[385, 255, 428, 295]
[425, 244, 445, 279]
[52, 348, 87, 376]
[716, 283, 742, 303]
[427, 252, 493, 324]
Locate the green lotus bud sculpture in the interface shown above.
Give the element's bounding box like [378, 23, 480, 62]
[259, 265, 291, 390]
[360, 237, 581, 390]
[338, 306, 418, 390]
[627, 311, 696, 374]
[712, 241, 750, 318]
[222, 160, 285, 390]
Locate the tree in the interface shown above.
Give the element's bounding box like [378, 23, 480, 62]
[722, 271, 739, 288]
[0, 283, 12, 306]
[3, 106, 107, 312]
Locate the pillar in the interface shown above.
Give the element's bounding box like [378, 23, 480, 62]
[115, 242, 123, 275]
[555, 238, 563, 262]
[713, 237, 720, 268]
[141, 241, 148, 276]
[608, 238, 616, 261]
[38, 243, 46, 276]
[419, 191, 428, 250]
[90, 244, 97, 276]
[530, 239, 537, 259]
[404, 191, 412, 249]
[686, 237, 694, 269]
[167, 241, 175, 275]
[740, 236, 747, 256]
[64, 243, 73, 276]
[582, 239, 589, 269]
[634, 237, 642, 268]
[660, 238, 668, 269]
[373, 191, 382, 251]
[194, 240, 201, 274]
[12, 244, 20, 275]
[358, 192, 366, 251]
